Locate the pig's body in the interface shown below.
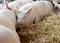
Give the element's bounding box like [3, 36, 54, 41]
[0, 25, 20, 43]
[8, 0, 34, 9]
[0, 9, 16, 31]
[0, 9, 20, 43]
[17, 1, 53, 25]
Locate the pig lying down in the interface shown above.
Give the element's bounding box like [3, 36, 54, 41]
[17, 1, 53, 26]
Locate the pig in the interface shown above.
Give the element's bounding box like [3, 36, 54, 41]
[0, 9, 21, 43]
[0, 1, 21, 43]
[17, 1, 53, 26]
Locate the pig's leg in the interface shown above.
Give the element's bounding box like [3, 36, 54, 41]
[35, 15, 41, 22]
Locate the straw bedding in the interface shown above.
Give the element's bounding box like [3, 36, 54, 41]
[17, 13, 60, 43]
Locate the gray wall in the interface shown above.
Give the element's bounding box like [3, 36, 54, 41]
[0, 0, 14, 4]
[0, 0, 4, 4]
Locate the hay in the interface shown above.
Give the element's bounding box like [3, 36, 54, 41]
[17, 13, 60, 43]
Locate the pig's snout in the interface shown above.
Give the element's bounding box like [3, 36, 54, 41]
[19, 22, 24, 26]
[18, 22, 26, 27]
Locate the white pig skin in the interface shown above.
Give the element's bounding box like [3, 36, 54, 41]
[17, 1, 53, 25]
[0, 9, 21, 43]
[8, 0, 34, 9]
[0, 25, 20, 43]
[0, 9, 16, 31]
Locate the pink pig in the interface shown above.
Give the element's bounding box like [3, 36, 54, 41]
[17, 1, 53, 26]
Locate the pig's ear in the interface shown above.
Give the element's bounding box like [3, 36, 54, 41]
[6, 4, 14, 11]
[25, 7, 32, 14]
[3, 0, 12, 10]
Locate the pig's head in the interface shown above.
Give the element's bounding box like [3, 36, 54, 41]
[6, 3, 16, 14]
[17, 7, 32, 27]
